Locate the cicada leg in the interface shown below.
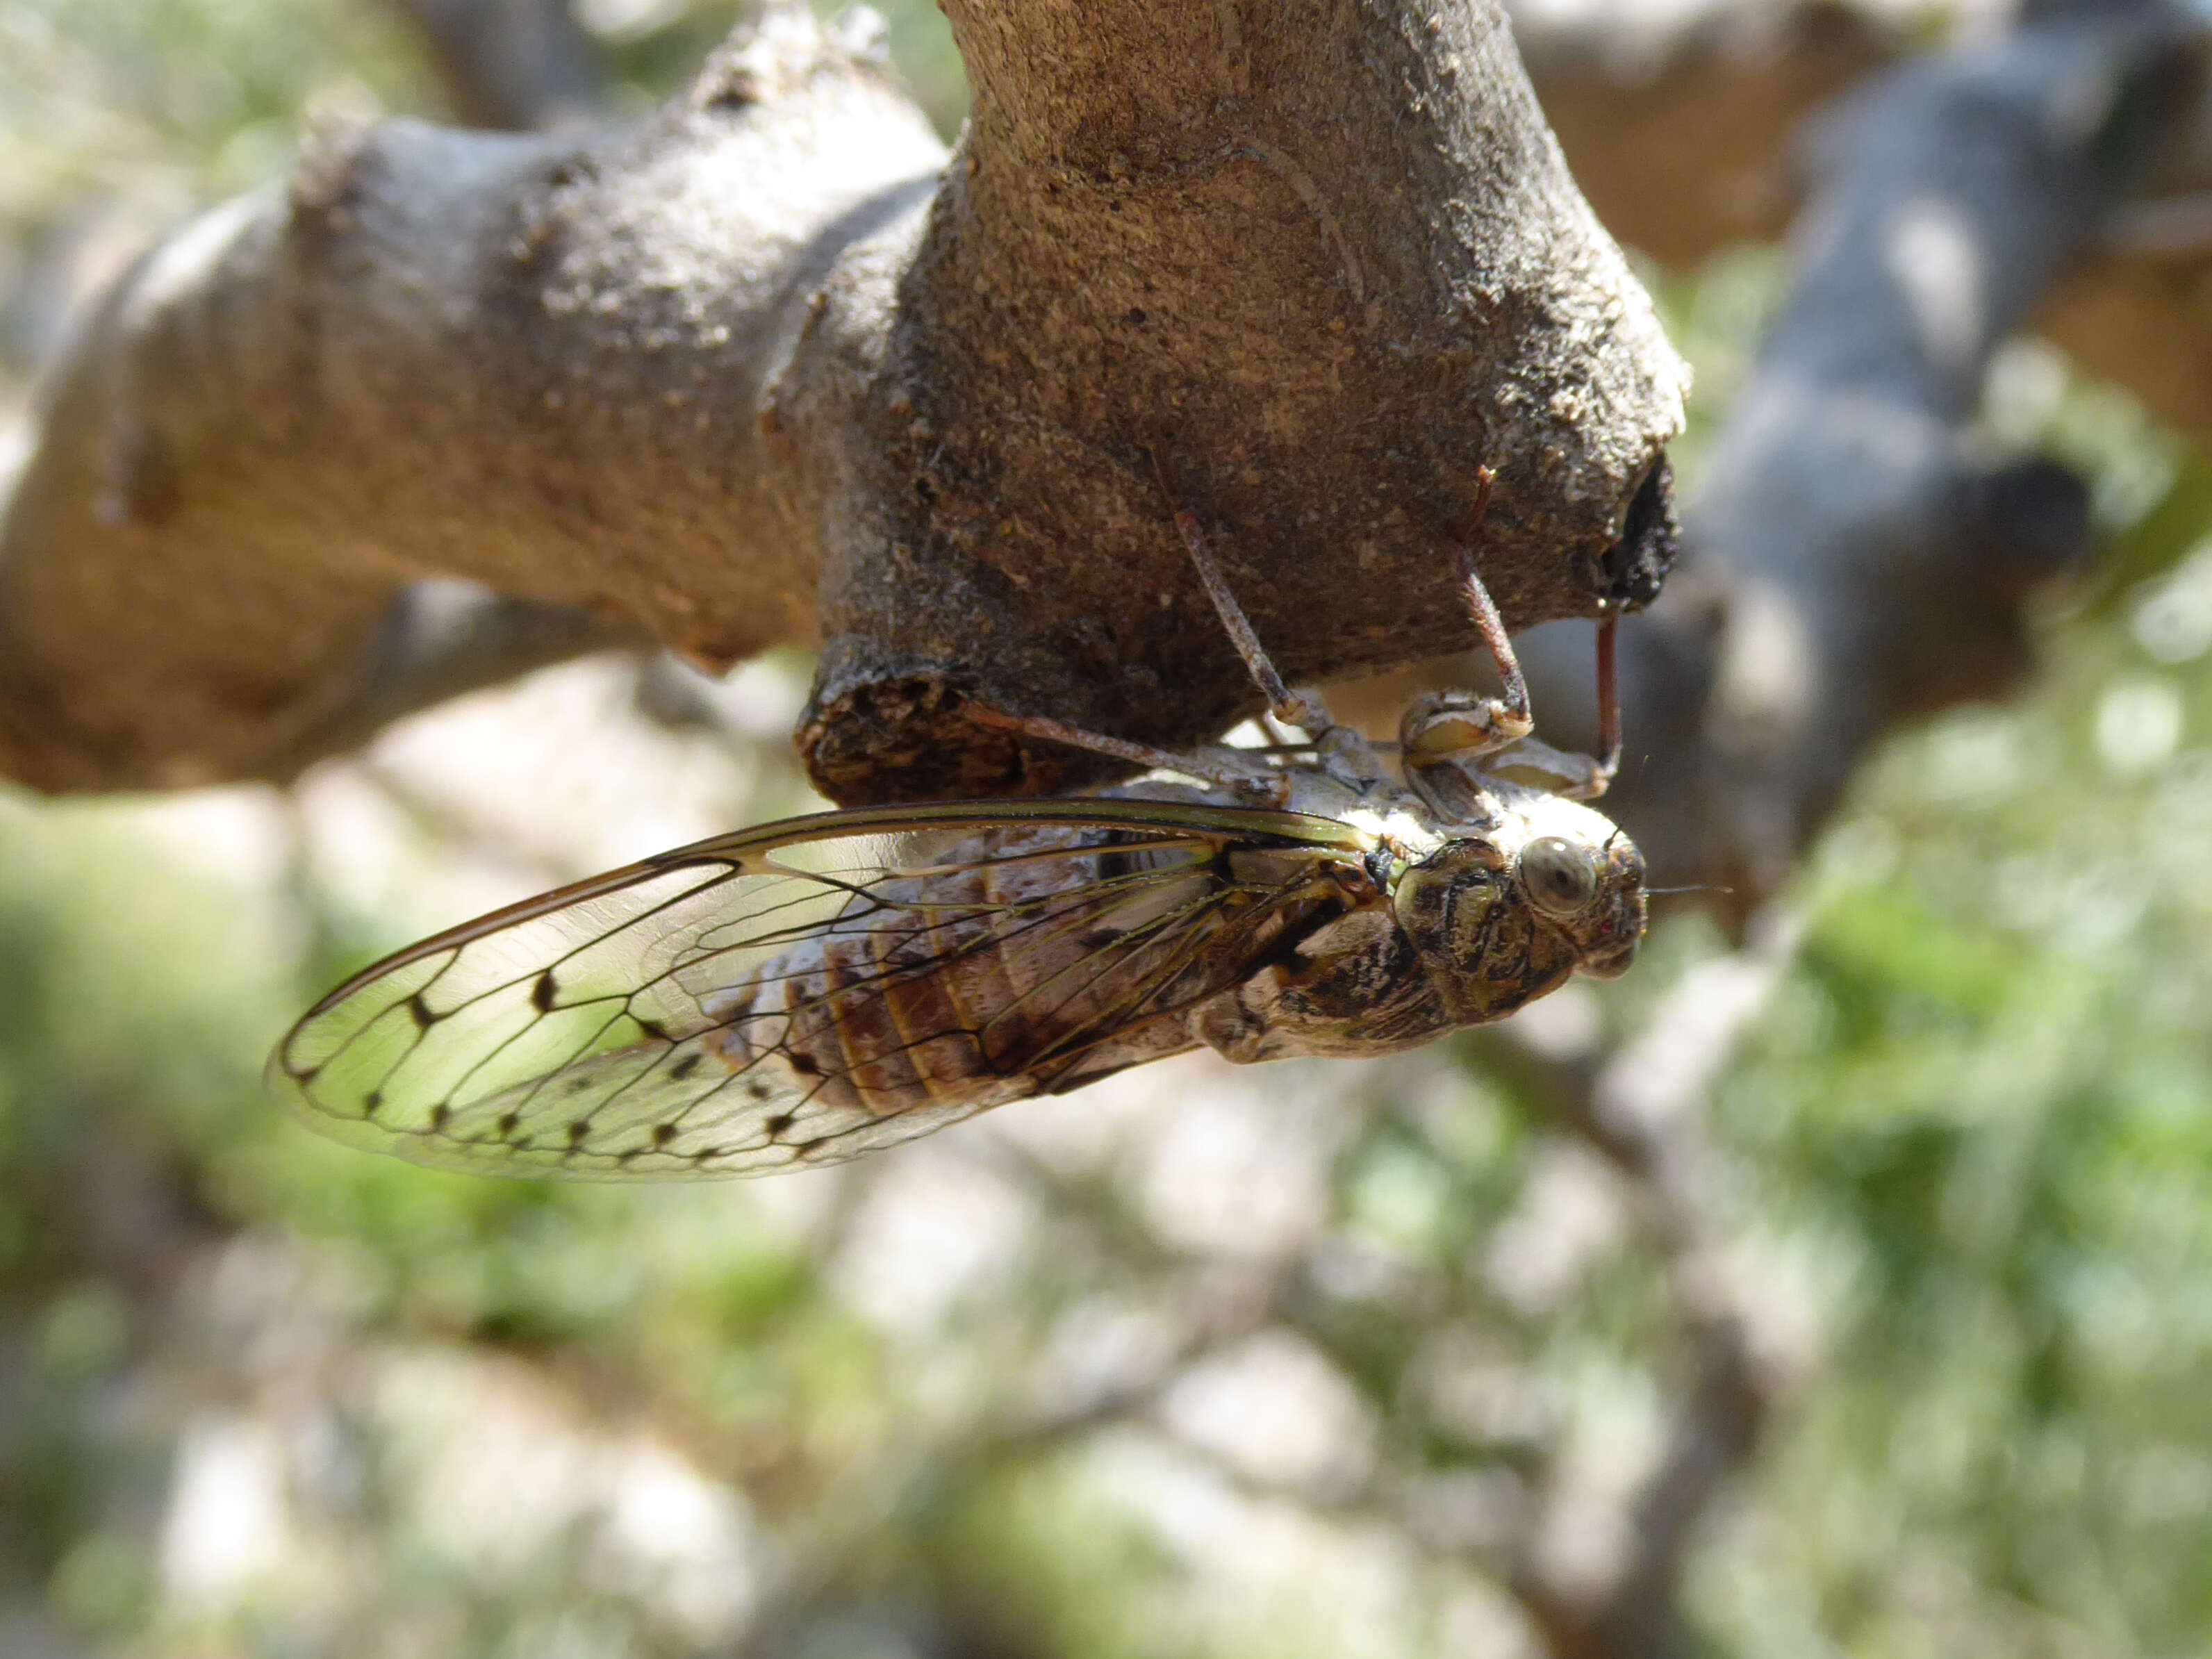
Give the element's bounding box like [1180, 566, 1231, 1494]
[965, 702, 1293, 806]
[973, 443, 1408, 806]
[1401, 469, 1531, 761]
[1400, 471, 1621, 802]
[1147, 447, 1339, 740]
[1147, 447, 1403, 788]
[1587, 606, 1622, 796]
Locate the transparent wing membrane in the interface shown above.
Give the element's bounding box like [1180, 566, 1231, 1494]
[270, 801, 1372, 1181]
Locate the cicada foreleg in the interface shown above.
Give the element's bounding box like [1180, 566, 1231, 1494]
[1144, 446, 1393, 784]
[1400, 470, 1621, 802]
[1584, 606, 1622, 798]
[1401, 468, 1530, 762]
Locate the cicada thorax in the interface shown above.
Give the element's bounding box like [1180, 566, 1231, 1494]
[1391, 839, 1571, 1023]
[690, 821, 1370, 1129]
[1388, 786, 1649, 1021]
[1186, 904, 1456, 1063]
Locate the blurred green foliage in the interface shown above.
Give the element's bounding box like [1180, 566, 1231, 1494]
[5, 3, 2212, 1658]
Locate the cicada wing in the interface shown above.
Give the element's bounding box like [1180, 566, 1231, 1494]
[269, 800, 1375, 1181]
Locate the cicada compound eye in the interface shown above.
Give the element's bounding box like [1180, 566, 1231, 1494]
[1517, 835, 1599, 916]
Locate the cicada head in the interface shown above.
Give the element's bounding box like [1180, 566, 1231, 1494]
[1390, 786, 1645, 1023]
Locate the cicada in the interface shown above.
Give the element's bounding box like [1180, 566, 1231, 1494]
[269, 464, 1646, 1180]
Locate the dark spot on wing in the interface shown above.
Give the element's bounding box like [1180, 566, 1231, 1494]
[653, 1123, 677, 1146]
[635, 1016, 670, 1041]
[764, 1112, 796, 1137]
[363, 1090, 383, 1115]
[669, 1053, 702, 1081]
[497, 1111, 520, 1135]
[568, 1121, 589, 1146]
[428, 1103, 449, 1130]
[532, 971, 559, 1012]
[408, 995, 434, 1029]
[787, 1053, 820, 1076]
[748, 1080, 772, 1100]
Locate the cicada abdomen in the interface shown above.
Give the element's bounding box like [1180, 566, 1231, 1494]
[682, 818, 1367, 1144]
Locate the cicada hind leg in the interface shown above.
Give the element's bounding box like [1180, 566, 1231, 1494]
[1398, 468, 1622, 802]
[964, 447, 1387, 808]
[963, 702, 1288, 804]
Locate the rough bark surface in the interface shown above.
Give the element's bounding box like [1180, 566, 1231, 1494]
[0, 0, 1688, 804]
[800, 0, 1687, 801]
[0, 11, 945, 791]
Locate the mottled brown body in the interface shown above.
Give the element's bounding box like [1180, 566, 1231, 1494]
[695, 821, 1375, 1139]
[682, 777, 1642, 1159]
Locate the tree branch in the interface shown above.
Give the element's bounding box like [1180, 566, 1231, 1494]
[0, 10, 941, 791]
[1518, 0, 2212, 443]
[0, 1, 1686, 802]
[389, 0, 612, 131]
[798, 0, 1688, 801]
